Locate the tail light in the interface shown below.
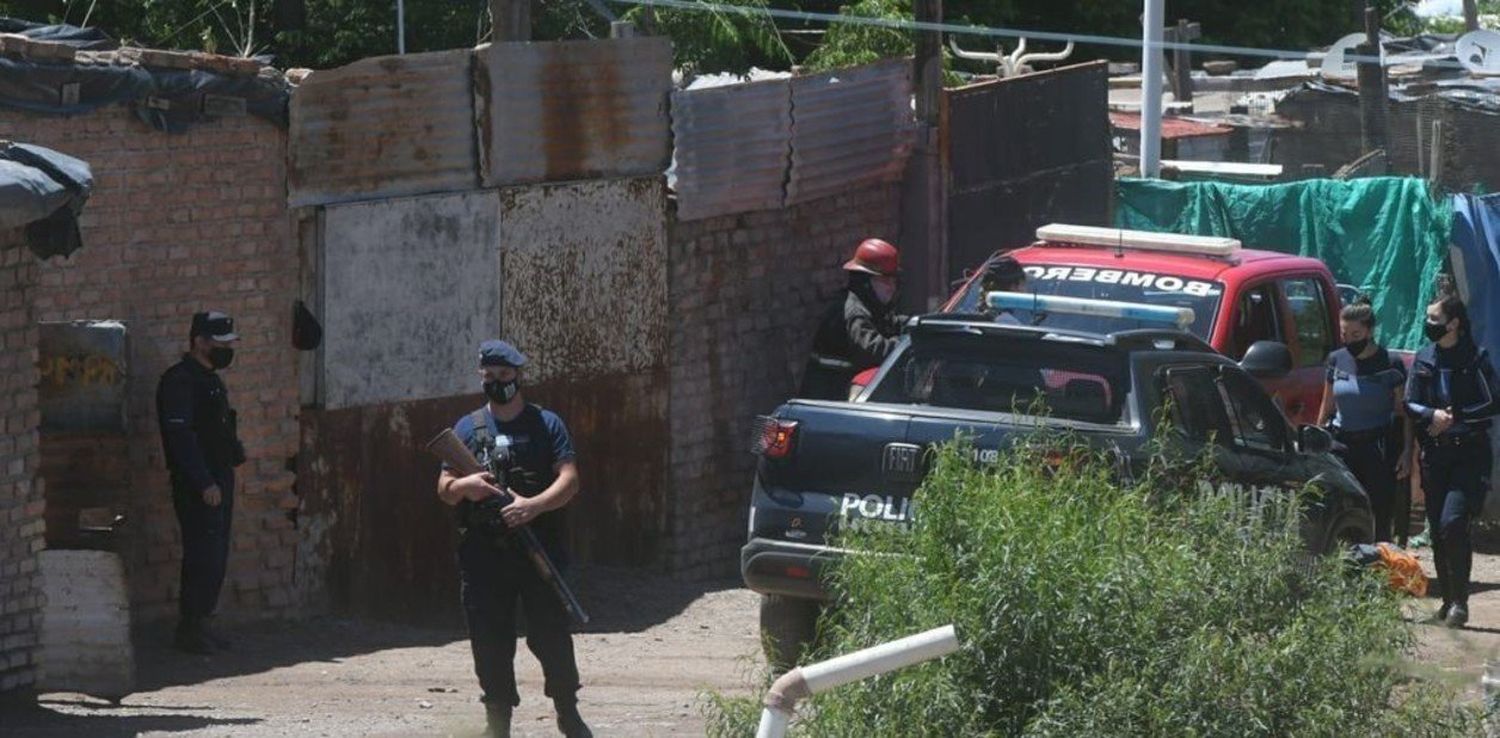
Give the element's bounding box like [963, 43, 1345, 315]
[752, 416, 799, 459]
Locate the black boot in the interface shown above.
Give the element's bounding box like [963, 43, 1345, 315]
[555, 700, 592, 738]
[485, 705, 512, 738]
[1447, 601, 1470, 629]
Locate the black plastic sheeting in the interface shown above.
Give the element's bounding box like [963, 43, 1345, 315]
[0, 18, 288, 132]
[0, 17, 117, 49]
[0, 143, 93, 259]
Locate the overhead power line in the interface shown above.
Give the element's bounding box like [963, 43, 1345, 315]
[611, 0, 1472, 70]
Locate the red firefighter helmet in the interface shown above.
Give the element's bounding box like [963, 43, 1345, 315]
[842, 238, 901, 276]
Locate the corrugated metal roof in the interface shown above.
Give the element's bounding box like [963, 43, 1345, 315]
[1110, 111, 1233, 139]
[787, 58, 915, 205]
[478, 37, 672, 187]
[288, 49, 478, 208]
[670, 77, 791, 221]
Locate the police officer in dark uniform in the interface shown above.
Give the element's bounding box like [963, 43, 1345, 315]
[1317, 298, 1412, 543]
[977, 255, 1030, 326]
[799, 238, 907, 401]
[1406, 293, 1500, 628]
[435, 340, 590, 738]
[155, 311, 245, 654]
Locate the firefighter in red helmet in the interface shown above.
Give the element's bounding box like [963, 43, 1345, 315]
[799, 238, 909, 400]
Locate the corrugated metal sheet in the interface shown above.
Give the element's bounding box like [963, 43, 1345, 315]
[478, 38, 672, 187]
[787, 58, 915, 205]
[670, 78, 792, 221]
[498, 178, 667, 385]
[288, 49, 478, 207]
[320, 190, 501, 410]
[945, 62, 1112, 280]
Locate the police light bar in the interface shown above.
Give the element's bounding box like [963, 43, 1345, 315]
[1036, 224, 1241, 257]
[987, 291, 1196, 329]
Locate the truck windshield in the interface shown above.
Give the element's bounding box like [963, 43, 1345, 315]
[867, 335, 1131, 425]
[953, 264, 1224, 340]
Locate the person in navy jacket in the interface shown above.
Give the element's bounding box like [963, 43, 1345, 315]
[1406, 292, 1500, 628]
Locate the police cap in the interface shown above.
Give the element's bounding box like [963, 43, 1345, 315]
[478, 339, 528, 368]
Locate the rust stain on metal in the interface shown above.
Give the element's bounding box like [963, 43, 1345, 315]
[300, 396, 476, 625]
[288, 49, 479, 207]
[479, 37, 670, 186]
[499, 178, 668, 386]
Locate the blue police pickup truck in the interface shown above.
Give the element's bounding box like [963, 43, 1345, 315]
[742, 300, 1374, 666]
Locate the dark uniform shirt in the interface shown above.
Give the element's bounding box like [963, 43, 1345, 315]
[1405, 339, 1500, 442]
[799, 287, 906, 400]
[156, 354, 244, 493]
[1325, 346, 1406, 432]
[452, 404, 576, 550]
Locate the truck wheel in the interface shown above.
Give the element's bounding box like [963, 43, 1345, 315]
[760, 594, 820, 670]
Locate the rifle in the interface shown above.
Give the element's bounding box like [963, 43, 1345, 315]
[425, 428, 591, 626]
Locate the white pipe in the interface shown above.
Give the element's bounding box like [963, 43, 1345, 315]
[1139, 0, 1165, 178]
[948, 37, 999, 62]
[1016, 41, 1075, 69]
[755, 625, 960, 738]
[397, 0, 406, 54]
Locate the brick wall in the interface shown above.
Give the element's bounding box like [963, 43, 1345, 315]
[0, 105, 303, 625]
[0, 230, 44, 693]
[665, 182, 902, 578]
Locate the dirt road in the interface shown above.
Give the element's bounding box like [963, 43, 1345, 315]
[9, 544, 1500, 738]
[1, 568, 765, 737]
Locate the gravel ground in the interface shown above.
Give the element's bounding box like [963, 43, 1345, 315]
[1, 568, 765, 737]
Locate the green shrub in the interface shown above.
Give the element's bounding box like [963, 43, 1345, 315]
[707, 435, 1481, 737]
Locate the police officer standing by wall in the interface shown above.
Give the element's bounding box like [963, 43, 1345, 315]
[1317, 297, 1413, 544]
[799, 238, 908, 400]
[155, 311, 245, 654]
[1406, 291, 1500, 628]
[435, 340, 591, 738]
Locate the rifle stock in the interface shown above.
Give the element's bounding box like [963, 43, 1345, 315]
[425, 428, 591, 626]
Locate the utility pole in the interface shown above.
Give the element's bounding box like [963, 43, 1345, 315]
[397, 0, 405, 54]
[902, 0, 948, 310]
[1356, 6, 1388, 165]
[1463, 0, 1480, 32]
[1139, 0, 1165, 178]
[492, 0, 531, 42]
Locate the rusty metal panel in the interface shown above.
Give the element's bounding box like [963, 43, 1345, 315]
[321, 190, 501, 409]
[945, 62, 1112, 280]
[300, 396, 475, 625]
[670, 78, 791, 221]
[787, 59, 915, 206]
[288, 49, 478, 207]
[498, 178, 667, 385]
[37, 321, 127, 433]
[476, 37, 672, 187]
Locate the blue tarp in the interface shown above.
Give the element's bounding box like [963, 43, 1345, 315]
[1451, 194, 1500, 378]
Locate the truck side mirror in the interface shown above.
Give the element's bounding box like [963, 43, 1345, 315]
[1298, 424, 1334, 454]
[1240, 341, 1293, 378]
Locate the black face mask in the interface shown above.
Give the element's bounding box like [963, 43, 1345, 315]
[483, 379, 519, 405]
[1424, 320, 1450, 342]
[1345, 338, 1369, 356]
[208, 346, 235, 370]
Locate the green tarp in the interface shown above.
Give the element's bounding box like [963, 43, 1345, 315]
[1115, 177, 1452, 350]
